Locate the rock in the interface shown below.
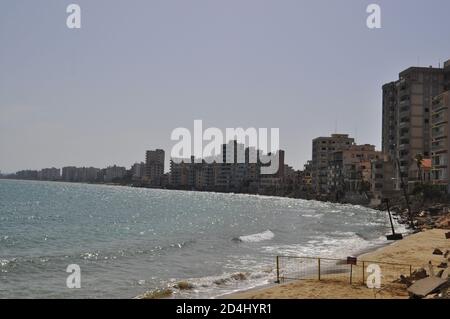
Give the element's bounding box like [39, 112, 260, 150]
[433, 248, 444, 255]
[142, 288, 173, 299]
[230, 272, 247, 281]
[174, 281, 194, 290]
[437, 262, 448, 269]
[214, 278, 229, 286]
[446, 232, 450, 239]
[411, 268, 428, 280]
[407, 277, 448, 298]
[395, 274, 412, 286]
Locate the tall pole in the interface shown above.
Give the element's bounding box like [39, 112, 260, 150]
[396, 159, 415, 229]
[385, 198, 396, 235]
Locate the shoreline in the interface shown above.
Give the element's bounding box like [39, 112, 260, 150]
[224, 228, 449, 299]
[215, 233, 406, 299]
[0, 178, 377, 208]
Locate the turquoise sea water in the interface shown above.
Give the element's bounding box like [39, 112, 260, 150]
[0, 179, 403, 298]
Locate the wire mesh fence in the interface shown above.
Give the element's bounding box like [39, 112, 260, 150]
[276, 255, 413, 287]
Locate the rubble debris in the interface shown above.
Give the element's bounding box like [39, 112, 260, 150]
[437, 262, 448, 269]
[411, 268, 428, 281]
[394, 274, 413, 287]
[407, 277, 447, 298]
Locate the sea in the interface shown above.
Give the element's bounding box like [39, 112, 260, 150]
[0, 179, 406, 298]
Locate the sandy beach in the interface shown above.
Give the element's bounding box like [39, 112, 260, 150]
[227, 229, 449, 299]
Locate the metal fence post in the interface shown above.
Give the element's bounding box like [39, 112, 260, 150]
[350, 264, 353, 284]
[276, 256, 280, 283]
[318, 258, 321, 281]
[362, 261, 365, 285]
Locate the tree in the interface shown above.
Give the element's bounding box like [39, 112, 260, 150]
[414, 153, 424, 184]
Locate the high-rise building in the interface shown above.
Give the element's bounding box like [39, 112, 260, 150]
[382, 61, 449, 190]
[382, 82, 398, 160]
[104, 165, 126, 183]
[370, 155, 395, 204]
[431, 91, 450, 192]
[131, 162, 146, 181]
[62, 166, 77, 182]
[61, 166, 99, 182]
[145, 149, 165, 186]
[311, 134, 355, 194]
[16, 170, 39, 180]
[39, 167, 61, 181]
[445, 60, 450, 91]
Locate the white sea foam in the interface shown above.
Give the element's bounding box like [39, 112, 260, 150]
[238, 230, 274, 243]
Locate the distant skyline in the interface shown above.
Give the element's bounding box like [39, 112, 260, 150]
[1, 0, 450, 173]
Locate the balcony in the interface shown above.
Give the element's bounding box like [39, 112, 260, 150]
[432, 98, 446, 112]
[432, 142, 447, 153]
[432, 127, 447, 139]
[431, 114, 446, 125]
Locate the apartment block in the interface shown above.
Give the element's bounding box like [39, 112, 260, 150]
[327, 144, 382, 194]
[431, 91, 450, 192]
[39, 167, 61, 181]
[370, 155, 395, 204]
[104, 165, 126, 183]
[131, 162, 145, 181]
[311, 134, 355, 194]
[145, 149, 165, 186]
[168, 141, 284, 193]
[16, 170, 39, 180]
[61, 166, 100, 182]
[382, 61, 450, 190]
[382, 82, 398, 160]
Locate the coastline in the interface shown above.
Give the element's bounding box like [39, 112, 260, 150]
[214, 235, 403, 299]
[3, 179, 448, 299]
[224, 229, 449, 299]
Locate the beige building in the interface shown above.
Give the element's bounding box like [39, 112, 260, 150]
[382, 61, 450, 190]
[327, 144, 382, 195]
[311, 134, 354, 194]
[104, 165, 126, 182]
[131, 162, 145, 181]
[370, 156, 395, 204]
[431, 91, 450, 192]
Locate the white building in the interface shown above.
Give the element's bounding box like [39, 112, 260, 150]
[104, 165, 126, 182]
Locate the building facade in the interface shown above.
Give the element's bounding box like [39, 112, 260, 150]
[431, 90, 450, 192]
[104, 165, 126, 183]
[382, 61, 450, 190]
[327, 144, 382, 195]
[39, 167, 61, 181]
[311, 134, 355, 194]
[145, 149, 165, 186]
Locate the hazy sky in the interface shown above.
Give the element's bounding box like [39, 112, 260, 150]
[1, 0, 450, 173]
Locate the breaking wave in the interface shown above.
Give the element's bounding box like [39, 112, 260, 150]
[235, 230, 275, 243]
